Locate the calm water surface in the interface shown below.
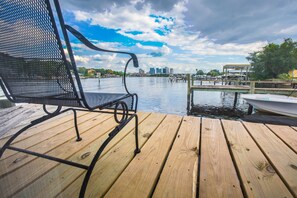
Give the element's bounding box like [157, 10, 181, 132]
[0, 77, 249, 115]
[80, 77, 249, 115]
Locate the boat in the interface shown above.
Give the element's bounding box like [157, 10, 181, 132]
[241, 94, 297, 117]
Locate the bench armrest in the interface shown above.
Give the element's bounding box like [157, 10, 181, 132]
[65, 25, 139, 68]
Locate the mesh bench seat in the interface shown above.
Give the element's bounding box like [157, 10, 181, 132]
[83, 92, 133, 109]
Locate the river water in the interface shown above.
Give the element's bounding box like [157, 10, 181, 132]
[0, 77, 249, 116]
[80, 77, 249, 116]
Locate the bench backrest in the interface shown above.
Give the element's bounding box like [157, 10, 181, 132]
[0, 0, 81, 107]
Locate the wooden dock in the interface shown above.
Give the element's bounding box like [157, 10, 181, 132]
[0, 105, 297, 197]
[186, 74, 297, 114]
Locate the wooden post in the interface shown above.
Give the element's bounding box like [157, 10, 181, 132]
[250, 81, 255, 94]
[248, 104, 253, 115]
[233, 92, 238, 109]
[191, 75, 194, 86]
[191, 89, 194, 108]
[187, 74, 191, 114]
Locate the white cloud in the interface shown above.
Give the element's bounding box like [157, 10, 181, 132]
[68, 0, 268, 72]
[277, 25, 297, 35]
[136, 43, 158, 50]
[180, 39, 267, 55]
[74, 55, 90, 64]
[72, 1, 266, 56]
[70, 41, 127, 52]
[73, 3, 173, 38]
[136, 43, 172, 56]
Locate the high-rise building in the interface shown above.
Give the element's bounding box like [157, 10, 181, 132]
[164, 67, 170, 74]
[149, 68, 155, 75]
[170, 68, 174, 74]
[162, 68, 166, 74]
[156, 68, 162, 74]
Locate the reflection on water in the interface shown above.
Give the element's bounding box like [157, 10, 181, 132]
[0, 77, 249, 115]
[80, 77, 249, 115]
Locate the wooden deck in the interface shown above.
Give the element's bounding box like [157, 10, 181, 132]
[0, 105, 297, 197]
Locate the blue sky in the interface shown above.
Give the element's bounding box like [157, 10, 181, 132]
[58, 0, 297, 73]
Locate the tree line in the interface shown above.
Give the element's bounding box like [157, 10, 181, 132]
[196, 69, 222, 77]
[78, 67, 124, 77]
[247, 38, 297, 80]
[195, 38, 297, 80]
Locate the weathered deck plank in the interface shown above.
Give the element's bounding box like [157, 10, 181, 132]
[244, 122, 297, 196]
[0, 106, 36, 138]
[0, 105, 63, 139]
[0, 105, 296, 198]
[266, 124, 297, 153]
[0, 112, 104, 178]
[0, 111, 91, 160]
[153, 116, 200, 198]
[57, 113, 165, 197]
[105, 115, 182, 198]
[0, 107, 86, 148]
[199, 118, 243, 198]
[0, 113, 115, 197]
[222, 120, 292, 197]
[15, 112, 152, 198]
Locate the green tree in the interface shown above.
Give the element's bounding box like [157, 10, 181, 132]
[106, 69, 113, 74]
[78, 67, 87, 75]
[196, 69, 204, 75]
[207, 69, 220, 77]
[247, 38, 297, 80]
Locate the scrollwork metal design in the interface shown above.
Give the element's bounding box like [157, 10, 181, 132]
[43, 104, 62, 115]
[114, 101, 129, 123]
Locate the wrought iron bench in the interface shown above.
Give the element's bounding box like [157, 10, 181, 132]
[0, 0, 140, 197]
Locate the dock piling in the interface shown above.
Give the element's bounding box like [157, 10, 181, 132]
[187, 74, 191, 114]
[233, 92, 238, 109]
[250, 81, 255, 94]
[248, 104, 253, 115]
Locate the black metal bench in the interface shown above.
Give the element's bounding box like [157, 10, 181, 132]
[0, 0, 140, 197]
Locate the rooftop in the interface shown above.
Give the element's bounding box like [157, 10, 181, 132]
[223, 64, 251, 70]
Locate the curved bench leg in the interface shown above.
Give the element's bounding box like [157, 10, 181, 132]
[134, 114, 140, 155]
[79, 114, 137, 198]
[0, 114, 55, 158]
[0, 108, 73, 158]
[72, 109, 82, 141]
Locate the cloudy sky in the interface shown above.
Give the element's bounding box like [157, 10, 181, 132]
[58, 0, 297, 73]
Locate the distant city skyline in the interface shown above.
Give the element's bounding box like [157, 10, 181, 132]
[149, 67, 173, 75]
[59, 0, 297, 73]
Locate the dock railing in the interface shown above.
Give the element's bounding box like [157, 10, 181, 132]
[186, 74, 297, 114]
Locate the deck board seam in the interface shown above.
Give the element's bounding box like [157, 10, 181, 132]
[150, 116, 185, 197]
[13, 114, 150, 197]
[290, 126, 297, 132]
[221, 120, 247, 198]
[0, 106, 23, 118]
[54, 112, 153, 197]
[101, 114, 168, 197]
[8, 115, 117, 197]
[0, 111, 89, 149]
[10, 111, 91, 146]
[0, 113, 104, 163]
[241, 122, 295, 197]
[0, 114, 113, 179]
[265, 124, 297, 155]
[196, 117, 202, 198]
